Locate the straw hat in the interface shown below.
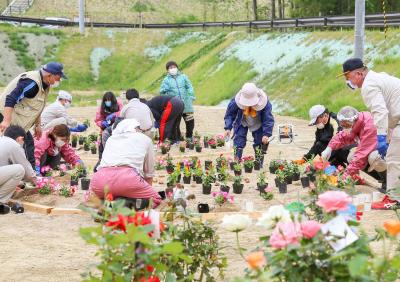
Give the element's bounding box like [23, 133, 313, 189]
[235, 83, 268, 110]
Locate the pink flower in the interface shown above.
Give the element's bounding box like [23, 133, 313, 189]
[59, 164, 67, 172]
[300, 220, 321, 239]
[269, 222, 301, 249]
[264, 187, 273, 193]
[316, 191, 352, 213]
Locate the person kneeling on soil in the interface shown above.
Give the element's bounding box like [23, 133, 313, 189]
[321, 106, 387, 192]
[34, 124, 84, 174]
[90, 119, 162, 208]
[224, 82, 274, 164]
[293, 105, 353, 166]
[40, 90, 88, 132]
[0, 125, 36, 213]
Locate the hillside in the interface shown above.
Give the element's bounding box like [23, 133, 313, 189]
[0, 23, 400, 118]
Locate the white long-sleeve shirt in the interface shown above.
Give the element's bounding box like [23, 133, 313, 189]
[361, 70, 400, 135]
[120, 98, 154, 131]
[41, 101, 78, 128]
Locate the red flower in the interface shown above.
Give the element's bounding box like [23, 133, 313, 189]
[313, 159, 329, 171]
[356, 211, 363, 221]
[279, 165, 285, 171]
[352, 174, 365, 185]
[106, 192, 114, 201]
[105, 214, 127, 232]
[146, 265, 155, 273]
[140, 276, 160, 282]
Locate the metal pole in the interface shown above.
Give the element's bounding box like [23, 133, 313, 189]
[354, 0, 365, 59]
[78, 0, 85, 34]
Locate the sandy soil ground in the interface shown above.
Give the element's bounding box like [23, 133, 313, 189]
[0, 105, 397, 282]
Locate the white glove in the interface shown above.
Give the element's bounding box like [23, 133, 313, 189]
[321, 147, 332, 161]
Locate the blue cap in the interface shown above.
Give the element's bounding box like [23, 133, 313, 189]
[42, 62, 67, 79]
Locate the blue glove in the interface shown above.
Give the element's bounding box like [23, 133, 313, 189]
[377, 135, 389, 157]
[69, 124, 88, 132]
[106, 113, 116, 122]
[101, 121, 109, 129]
[154, 120, 160, 129]
[35, 165, 41, 175]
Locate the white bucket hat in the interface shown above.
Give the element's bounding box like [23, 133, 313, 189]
[58, 90, 72, 102]
[308, 105, 326, 126]
[235, 83, 268, 110]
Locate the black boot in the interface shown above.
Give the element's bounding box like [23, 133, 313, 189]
[378, 171, 387, 194]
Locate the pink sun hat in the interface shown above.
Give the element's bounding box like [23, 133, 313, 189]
[235, 82, 268, 110]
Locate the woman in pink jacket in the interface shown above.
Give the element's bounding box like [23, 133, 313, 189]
[95, 91, 124, 130]
[34, 124, 83, 173]
[321, 106, 386, 187]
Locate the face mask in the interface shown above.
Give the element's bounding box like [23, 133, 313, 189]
[316, 123, 324, 129]
[346, 80, 357, 90]
[64, 102, 71, 109]
[51, 80, 60, 88]
[105, 101, 112, 107]
[168, 67, 178, 76]
[55, 138, 65, 148]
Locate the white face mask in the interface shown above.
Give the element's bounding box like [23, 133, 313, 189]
[51, 80, 60, 88]
[55, 138, 65, 147]
[168, 67, 178, 76]
[316, 123, 324, 129]
[346, 80, 357, 90]
[64, 102, 71, 109]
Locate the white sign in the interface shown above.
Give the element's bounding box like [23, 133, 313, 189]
[321, 215, 358, 252]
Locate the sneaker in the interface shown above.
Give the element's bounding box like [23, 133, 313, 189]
[371, 195, 398, 210]
[0, 203, 10, 215]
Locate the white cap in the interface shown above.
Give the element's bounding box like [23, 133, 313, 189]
[308, 105, 325, 126]
[57, 90, 72, 102]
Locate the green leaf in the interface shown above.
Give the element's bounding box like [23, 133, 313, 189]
[165, 273, 177, 282]
[162, 241, 184, 255]
[348, 255, 368, 277]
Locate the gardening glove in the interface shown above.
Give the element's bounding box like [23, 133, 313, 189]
[69, 124, 88, 132]
[101, 120, 109, 130]
[35, 165, 41, 176]
[106, 113, 116, 123]
[377, 135, 389, 157]
[321, 147, 332, 161]
[293, 159, 305, 165]
[154, 120, 160, 129]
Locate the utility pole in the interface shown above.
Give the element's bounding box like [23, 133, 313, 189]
[354, 0, 365, 59]
[78, 0, 85, 34]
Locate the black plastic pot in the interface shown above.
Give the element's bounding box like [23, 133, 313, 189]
[158, 191, 166, 200]
[220, 185, 230, 193]
[292, 173, 300, 181]
[183, 176, 191, 184]
[276, 179, 287, 193]
[70, 178, 79, 186]
[91, 148, 97, 154]
[189, 143, 194, 150]
[244, 166, 253, 173]
[78, 137, 85, 145]
[186, 142, 190, 148]
[177, 174, 181, 183]
[257, 183, 267, 192]
[198, 203, 210, 213]
[179, 147, 185, 153]
[195, 176, 203, 184]
[84, 144, 90, 151]
[233, 183, 244, 194]
[285, 175, 293, 185]
[195, 147, 202, 153]
[202, 184, 212, 195]
[254, 161, 261, 171]
[210, 145, 217, 149]
[71, 140, 77, 148]
[203, 140, 209, 148]
[309, 174, 316, 182]
[301, 176, 310, 188]
[161, 148, 168, 154]
[81, 178, 90, 190]
[234, 170, 242, 176]
[269, 165, 278, 174]
[205, 160, 212, 170]
[166, 165, 174, 174]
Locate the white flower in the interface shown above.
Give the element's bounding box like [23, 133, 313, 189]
[257, 205, 291, 229]
[221, 214, 252, 232]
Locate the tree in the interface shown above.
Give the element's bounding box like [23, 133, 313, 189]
[271, 0, 276, 19]
[253, 0, 258, 20]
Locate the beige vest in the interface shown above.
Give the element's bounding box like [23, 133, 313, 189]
[0, 71, 49, 131]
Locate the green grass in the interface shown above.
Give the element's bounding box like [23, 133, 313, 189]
[7, 33, 36, 69]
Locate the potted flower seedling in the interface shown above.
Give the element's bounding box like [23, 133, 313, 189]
[291, 162, 301, 181]
[260, 186, 274, 201]
[275, 169, 287, 193]
[90, 143, 97, 154]
[269, 159, 284, 174]
[283, 165, 293, 184]
[78, 136, 85, 145]
[257, 171, 268, 194]
[71, 135, 78, 148]
[208, 138, 217, 149]
[300, 172, 310, 188]
[233, 162, 242, 176]
[183, 166, 192, 184]
[194, 166, 203, 184]
[220, 177, 230, 193]
[204, 159, 213, 170]
[254, 147, 263, 171]
[188, 139, 195, 150]
[35, 177, 56, 195]
[58, 184, 76, 197]
[202, 171, 214, 194]
[195, 142, 202, 153]
[40, 165, 53, 177]
[216, 154, 227, 172]
[165, 154, 174, 174]
[58, 164, 67, 177]
[81, 177, 91, 190]
[203, 135, 209, 148]
[208, 165, 217, 183]
[155, 158, 167, 170]
[167, 171, 179, 188]
[160, 140, 171, 154]
[179, 142, 186, 153]
[243, 156, 254, 173]
[216, 134, 225, 147]
[217, 165, 228, 182]
[212, 191, 233, 206]
[83, 139, 90, 151]
[232, 175, 244, 194]
[88, 133, 98, 142]
[190, 156, 199, 169]
[70, 170, 80, 186]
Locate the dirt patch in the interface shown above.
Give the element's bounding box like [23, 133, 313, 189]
[23, 33, 60, 66]
[0, 33, 25, 85]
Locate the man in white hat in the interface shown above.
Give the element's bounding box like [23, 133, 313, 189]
[224, 82, 274, 164]
[40, 90, 87, 132]
[293, 104, 352, 166]
[339, 58, 399, 209]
